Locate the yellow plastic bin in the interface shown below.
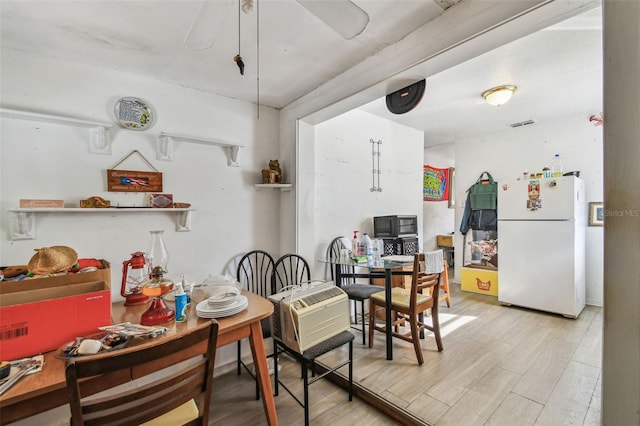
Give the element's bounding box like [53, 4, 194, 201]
[460, 267, 498, 296]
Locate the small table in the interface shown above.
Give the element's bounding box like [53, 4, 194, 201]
[0, 291, 277, 426]
[321, 256, 414, 361]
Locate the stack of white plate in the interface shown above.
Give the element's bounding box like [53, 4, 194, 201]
[196, 293, 248, 319]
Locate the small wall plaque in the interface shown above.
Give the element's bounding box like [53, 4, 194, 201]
[114, 97, 154, 131]
[107, 150, 163, 192]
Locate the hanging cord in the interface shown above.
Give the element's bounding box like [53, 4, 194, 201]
[234, 0, 245, 75]
[256, 0, 260, 118]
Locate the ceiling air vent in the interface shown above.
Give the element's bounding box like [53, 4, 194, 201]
[509, 119, 537, 128]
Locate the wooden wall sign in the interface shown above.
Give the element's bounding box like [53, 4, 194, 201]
[107, 169, 163, 192]
[107, 150, 163, 192]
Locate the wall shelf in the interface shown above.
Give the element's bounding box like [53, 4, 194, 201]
[157, 132, 243, 166]
[6, 208, 195, 240]
[0, 107, 113, 155]
[254, 184, 293, 192]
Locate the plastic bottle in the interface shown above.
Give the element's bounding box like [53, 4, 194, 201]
[174, 281, 187, 322]
[552, 153, 563, 177]
[182, 275, 191, 305]
[352, 231, 359, 256]
[371, 238, 382, 266]
[361, 232, 373, 265]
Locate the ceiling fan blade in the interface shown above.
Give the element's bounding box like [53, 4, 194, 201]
[297, 0, 369, 40]
[184, 0, 234, 50]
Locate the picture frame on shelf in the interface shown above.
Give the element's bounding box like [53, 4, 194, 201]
[588, 202, 604, 226]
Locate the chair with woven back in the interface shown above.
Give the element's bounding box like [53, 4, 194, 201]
[236, 249, 276, 400]
[327, 236, 382, 345]
[65, 319, 219, 426]
[368, 250, 444, 365]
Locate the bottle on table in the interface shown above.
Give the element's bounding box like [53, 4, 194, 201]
[174, 281, 187, 323]
[352, 230, 359, 256]
[360, 232, 373, 265]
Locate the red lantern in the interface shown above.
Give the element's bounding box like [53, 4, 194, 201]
[121, 252, 150, 306]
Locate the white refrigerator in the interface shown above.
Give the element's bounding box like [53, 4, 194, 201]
[498, 176, 586, 318]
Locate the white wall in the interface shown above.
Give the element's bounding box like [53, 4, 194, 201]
[453, 114, 604, 305]
[0, 49, 282, 369]
[298, 109, 424, 275]
[423, 144, 456, 252]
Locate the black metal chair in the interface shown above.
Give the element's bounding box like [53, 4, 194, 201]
[327, 236, 382, 345]
[271, 253, 354, 426]
[236, 249, 276, 400]
[272, 253, 311, 292]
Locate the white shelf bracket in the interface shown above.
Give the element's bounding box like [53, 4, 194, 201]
[157, 134, 175, 161]
[10, 211, 36, 240]
[176, 210, 192, 232]
[227, 146, 240, 167]
[157, 132, 242, 166]
[0, 107, 114, 156]
[89, 126, 111, 155]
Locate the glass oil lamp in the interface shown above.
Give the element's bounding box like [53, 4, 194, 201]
[140, 266, 175, 325]
[140, 230, 175, 325]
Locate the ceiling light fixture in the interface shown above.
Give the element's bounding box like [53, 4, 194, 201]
[482, 85, 517, 106]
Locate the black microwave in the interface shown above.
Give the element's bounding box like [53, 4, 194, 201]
[373, 215, 418, 238]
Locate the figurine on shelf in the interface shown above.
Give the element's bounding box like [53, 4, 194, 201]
[261, 159, 282, 184]
[80, 196, 111, 208]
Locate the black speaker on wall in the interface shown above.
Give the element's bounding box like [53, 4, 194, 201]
[385, 79, 426, 114]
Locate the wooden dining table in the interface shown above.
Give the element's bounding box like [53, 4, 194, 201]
[0, 290, 278, 426]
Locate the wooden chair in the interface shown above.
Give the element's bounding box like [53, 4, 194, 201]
[441, 259, 451, 307]
[327, 236, 382, 345]
[236, 249, 276, 400]
[65, 320, 219, 426]
[368, 251, 444, 365]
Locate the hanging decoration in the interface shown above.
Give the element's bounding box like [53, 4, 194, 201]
[235, 0, 259, 117]
[234, 0, 244, 75]
[423, 165, 449, 202]
[107, 150, 163, 193]
[370, 139, 382, 192]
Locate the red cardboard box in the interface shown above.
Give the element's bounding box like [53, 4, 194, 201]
[0, 262, 112, 360]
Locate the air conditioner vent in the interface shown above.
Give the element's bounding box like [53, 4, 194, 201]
[509, 119, 537, 128]
[301, 286, 344, 306]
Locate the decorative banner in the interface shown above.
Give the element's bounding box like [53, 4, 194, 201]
[423, 165, 450, 202]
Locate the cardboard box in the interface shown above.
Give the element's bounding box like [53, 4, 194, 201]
[461, 267, 498, 296]
[0, 261, 112, 360]
[437, 234, 454, 247]
[19, 199, 64, 208]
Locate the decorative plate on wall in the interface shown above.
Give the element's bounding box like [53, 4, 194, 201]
[114, 97, 154, 130]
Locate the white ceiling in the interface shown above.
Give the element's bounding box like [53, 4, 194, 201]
[0, 1, 602, 146]
[360, 5, 603, 146]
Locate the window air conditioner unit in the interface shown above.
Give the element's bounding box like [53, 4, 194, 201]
[268, 281, 350, 354]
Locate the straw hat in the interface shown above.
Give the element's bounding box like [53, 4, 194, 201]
[28, 246, 78, 274]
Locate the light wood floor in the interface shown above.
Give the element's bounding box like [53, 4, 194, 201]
[210, 282, 603, 425]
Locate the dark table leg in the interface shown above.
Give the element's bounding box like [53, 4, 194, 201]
[385, 267, 393, 360]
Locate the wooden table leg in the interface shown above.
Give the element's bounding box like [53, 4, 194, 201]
[249, 321, 278, 426]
